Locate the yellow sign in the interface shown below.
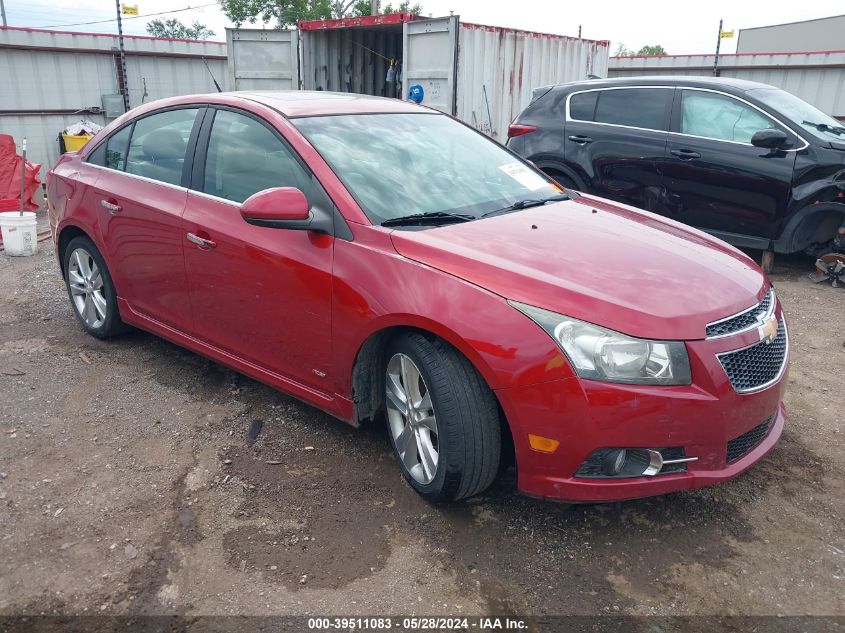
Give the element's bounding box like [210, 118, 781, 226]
[121, 4, 139, 15]
[720, 30, 734, 38]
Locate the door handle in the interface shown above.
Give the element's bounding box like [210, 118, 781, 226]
[670, 149, 701, 160]
[187, 232, 216, 250]
[100, 199, 121, 214]
[568, 135, 593, 144]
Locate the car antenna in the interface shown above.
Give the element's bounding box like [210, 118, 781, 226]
[202, 57, 223, 93]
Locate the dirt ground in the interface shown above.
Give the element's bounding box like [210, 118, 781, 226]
[0, 237, 843, 627]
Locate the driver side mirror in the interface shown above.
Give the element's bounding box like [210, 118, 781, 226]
[751, 129, 791, 150]
[241, 187, 312, 229]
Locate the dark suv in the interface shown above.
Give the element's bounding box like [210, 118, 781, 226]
[507, 76, 845, 270]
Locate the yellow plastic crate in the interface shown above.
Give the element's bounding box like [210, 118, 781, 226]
[61, 133, 92, 152]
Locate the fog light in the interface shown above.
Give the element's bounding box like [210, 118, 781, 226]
[575, 447, 699, 478]
[528, 434, 560, 453]
[601, 448, 628, 475]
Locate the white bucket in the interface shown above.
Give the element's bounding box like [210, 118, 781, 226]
[0, 211, 38, 257]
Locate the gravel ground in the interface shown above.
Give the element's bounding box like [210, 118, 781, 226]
[0, 239, 843, 628]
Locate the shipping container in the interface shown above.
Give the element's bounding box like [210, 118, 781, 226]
[227, 14, 609, 141]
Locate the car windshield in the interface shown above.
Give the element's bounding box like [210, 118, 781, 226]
[747, 88, 844, 141]
[292, 113, 561, 224]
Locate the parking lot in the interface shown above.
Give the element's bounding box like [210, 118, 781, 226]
[0, 243, 842, 622]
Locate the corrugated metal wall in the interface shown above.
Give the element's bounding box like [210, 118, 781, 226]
[608, 51, 845, 120]
[227, 28, 299, 91]
[457, 24, 609, 141]
[0, 26, 227, 173]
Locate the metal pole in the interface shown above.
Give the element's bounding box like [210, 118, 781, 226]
[115, 0, 130, 112]
[578, 25, 582, 39]
[1, 0, 8, 27]
[19, 139, 27, 217]
[370, 0, 378, 15]
[713, 18, 722, 77]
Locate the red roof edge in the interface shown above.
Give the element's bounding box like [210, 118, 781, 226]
[299, 12, 416, 31]
[0, 24, 226, 46]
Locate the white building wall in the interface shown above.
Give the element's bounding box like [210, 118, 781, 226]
[737, 15, 845, 54]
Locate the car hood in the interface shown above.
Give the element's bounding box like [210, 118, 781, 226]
[389, 195, 768, 341]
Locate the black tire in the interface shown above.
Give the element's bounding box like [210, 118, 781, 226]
[543, 169, 577, 190]
[62, 235, 128, 339]
[384, 332, 501, 502]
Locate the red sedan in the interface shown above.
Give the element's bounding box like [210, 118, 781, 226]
[46, 92, 789, 503]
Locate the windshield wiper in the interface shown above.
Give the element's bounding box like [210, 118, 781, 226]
[803, 120, 845, 135]
[380, 211, 476, 227]
[481, 193, 572, 218]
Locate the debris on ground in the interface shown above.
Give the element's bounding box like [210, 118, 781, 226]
[808, 252, 845, 287]
[245, 419, 263, 446]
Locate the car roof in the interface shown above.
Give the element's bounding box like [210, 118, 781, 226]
[221, 90, 431, 117]
[553, 76, 778, 94]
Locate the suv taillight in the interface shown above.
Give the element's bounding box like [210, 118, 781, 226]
[507, 124, 537, 138]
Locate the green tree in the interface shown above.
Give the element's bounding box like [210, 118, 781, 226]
[382, 1, 422, 14]
[219, 0, 333, 28]
[615, 42, 667, 56]
[146, 18, 215, 39]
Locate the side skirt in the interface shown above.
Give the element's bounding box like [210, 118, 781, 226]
[116, 298, 357, 425]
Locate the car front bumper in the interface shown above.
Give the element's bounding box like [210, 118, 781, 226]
[496, 317, 788, 503]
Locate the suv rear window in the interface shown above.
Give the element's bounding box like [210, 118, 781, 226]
[570, 88, 672, 132]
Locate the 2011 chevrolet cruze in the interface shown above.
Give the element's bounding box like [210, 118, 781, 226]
[47, 92, 789, 503]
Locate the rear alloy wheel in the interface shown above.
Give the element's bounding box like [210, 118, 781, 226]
[384, 332, 501, 502]
[63, 236, 127, 339]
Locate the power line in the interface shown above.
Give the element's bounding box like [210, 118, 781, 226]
[30, 3, 217, 29]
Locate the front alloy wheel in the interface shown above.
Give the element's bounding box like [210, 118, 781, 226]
[386, 353, 439, 484]
[383, 332, 501, 502]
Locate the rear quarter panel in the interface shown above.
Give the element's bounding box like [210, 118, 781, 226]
[508, 89, 572, 176]
[48, 153, 108, 265]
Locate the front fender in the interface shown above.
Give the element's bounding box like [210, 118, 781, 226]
[330, 232, 575, 399]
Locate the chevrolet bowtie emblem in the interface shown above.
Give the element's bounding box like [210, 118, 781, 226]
[759, 315, 778, 344]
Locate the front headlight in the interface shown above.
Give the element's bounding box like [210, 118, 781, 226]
[510, 302, 691, 385]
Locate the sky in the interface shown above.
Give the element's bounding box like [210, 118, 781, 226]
[4, 0, 844, 55]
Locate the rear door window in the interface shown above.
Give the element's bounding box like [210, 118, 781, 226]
[680, 90, 777, 143]
[569, 91, 598, 121]
[201, 109, 313, 204]
[592, 88, 672, 131]
[125, 109, 199, 186]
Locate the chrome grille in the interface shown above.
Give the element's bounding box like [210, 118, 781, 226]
[706, 290, 774, 338]
[718, 321, 788, 393]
